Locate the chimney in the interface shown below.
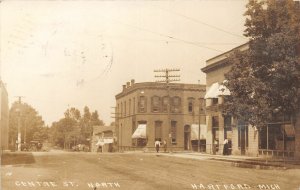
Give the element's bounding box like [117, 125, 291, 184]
[126, 82, 130, 88]
[131, 79, 135, 86]
[122, 85, 126, 91]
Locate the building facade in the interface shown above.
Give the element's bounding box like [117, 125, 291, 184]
[115, 80, 206, 152]
[92, 126, 115, 153]
[0, 80, 9, 151]
[202, 43, 300, 158]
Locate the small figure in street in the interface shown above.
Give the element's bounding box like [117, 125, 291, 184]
[154, 140, 161, 153]
[163, 140, 167, 153]
[223, 138, 229, 155]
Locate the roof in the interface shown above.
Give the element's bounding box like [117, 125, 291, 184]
[202, 42, 249, 73]
[93, 126, 115, 135]
[116, 81, 206, 99]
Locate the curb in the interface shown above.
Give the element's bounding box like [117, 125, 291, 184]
[231, 162, 287, 170]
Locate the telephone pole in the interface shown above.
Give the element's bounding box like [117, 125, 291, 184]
[15, 96, 24, 151]
[111, 106, 122, 152]
[154, 68, 180, 153]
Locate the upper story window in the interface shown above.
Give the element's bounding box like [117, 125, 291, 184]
[138, 96, 147, 113]
[171, 96, 181, 113]
[133, 98, 136, 114]
[121, 102, 123, 117]
[151, 96, 161, 112]
[224, 115, 232, 128]
[162, 96, 169, 112]
[129, 99, 131, 116]
[199, 98, 205, 112]
[212, 98, 218, 105]
[187, 98, 194, 113]
[124, 101, 126, 116]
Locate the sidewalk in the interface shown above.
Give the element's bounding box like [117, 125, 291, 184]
[154, 151, 300, 169]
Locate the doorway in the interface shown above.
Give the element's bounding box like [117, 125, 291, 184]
[184, 125, 191, 150]
[238, 125, 248, 155]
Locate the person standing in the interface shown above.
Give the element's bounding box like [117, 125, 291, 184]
[163, 140, 167, 153]
[223, 138, 229, 155]
[154, 140, 161, 153]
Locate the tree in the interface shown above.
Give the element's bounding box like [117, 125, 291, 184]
[224, 0, 300, 127]
[49, 106, 105, 149]
[9, 101, 46, 147]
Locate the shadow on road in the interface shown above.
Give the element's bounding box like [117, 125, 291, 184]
[1, 152, 36, 165]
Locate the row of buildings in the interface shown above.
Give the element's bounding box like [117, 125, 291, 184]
[0, 80, 9, 152]
[113, 43, 300, 158]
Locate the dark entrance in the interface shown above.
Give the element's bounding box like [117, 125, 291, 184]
[238, 124, 248, 155]
[184, 125, 191, 150]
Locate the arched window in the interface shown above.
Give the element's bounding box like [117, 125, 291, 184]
[138, 96, 147, 113]
[171, 96, 181, 113]
[151, 96, 161, 112]
[162, 96, 169, 112]
[188, 97, 195, 113]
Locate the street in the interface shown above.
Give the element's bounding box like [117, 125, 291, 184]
[1, 152, 300, 190]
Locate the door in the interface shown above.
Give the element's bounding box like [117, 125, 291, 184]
[238, 125, 248, 155]
[184, 125, 191, 150]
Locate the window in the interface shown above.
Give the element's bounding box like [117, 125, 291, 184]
[124, 101, 126, 116]
[155, 121, 162, 141]
[224, 115, 232, 128]
[151, 96, 161, 112]
[212, 98, 218, 105]
[121, 102, 123, 117]
[138, 96, 147, 113]
[133, 98, 135, 114]
[171, 96, 181, 113]
[117, 104, 119, 118]
[162, 96, 169, 112]
[188, 98, 194, 113]
[129, 99, 131, 116]
[171, 121, 177, 144]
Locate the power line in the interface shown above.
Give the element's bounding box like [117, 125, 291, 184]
[107, 17, 224, 53]
[145, 4, 246, 39]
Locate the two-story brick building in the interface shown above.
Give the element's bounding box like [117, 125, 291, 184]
[115, 80, 206, 152]
[0, 80, 9, 152]
[202, 43, 300, 158]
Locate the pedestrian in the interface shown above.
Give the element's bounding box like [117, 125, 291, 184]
[154, 140, 161, 153]
[163, 140, 167, 153]
[223, 138, 229, 155]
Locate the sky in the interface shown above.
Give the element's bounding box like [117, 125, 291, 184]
[0, 0, 248, 126]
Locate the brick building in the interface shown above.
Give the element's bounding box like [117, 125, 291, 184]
[0, 80, 9, 152]
[202, 43, 300, 158]
[115, 80, 206, 152]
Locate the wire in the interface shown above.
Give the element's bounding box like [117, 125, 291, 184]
[147, 4, 246, 39]
[108, 17, 224, 53]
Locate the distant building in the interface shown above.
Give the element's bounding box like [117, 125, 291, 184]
[92, 126, 115, 153]
[0, 80, 9, 151]
[115, 80, 206, 152]
[202, 43, 300, 158]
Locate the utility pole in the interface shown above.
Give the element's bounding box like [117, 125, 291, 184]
[15, 96, 24, 151]
[154, 68, 180, 153]
[111, 106, 121, 152]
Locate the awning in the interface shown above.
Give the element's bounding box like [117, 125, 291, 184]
[132, 124, 147, 139]
[191, 124, 207, 140]
[204, 82, 219, 99]
[204, 82, 230, 99]
[104, 138, 114, 144]
[96, 140, 105, 146]
[96, 138, 114, 146]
